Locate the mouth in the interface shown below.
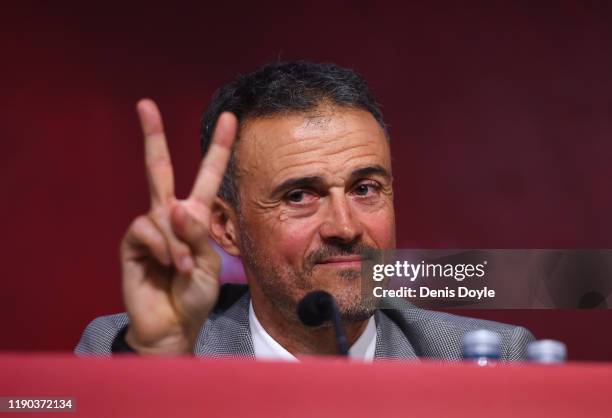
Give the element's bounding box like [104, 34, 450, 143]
[316, 255, 364, 268]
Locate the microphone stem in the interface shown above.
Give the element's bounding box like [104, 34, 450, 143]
[329, 298, 349, 356]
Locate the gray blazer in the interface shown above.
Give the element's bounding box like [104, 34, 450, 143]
[75, 284, 534, 360]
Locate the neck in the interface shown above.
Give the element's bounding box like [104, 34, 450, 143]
[250, 287, 370, 356]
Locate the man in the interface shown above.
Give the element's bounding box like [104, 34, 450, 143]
[76, 61, 533, 360]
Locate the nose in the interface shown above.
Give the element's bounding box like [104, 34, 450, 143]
[319, 192, 363, 244]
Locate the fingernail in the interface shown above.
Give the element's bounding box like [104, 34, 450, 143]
[179, 256, 194, 272]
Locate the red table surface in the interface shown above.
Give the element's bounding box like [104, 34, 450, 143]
[0, 354, 610, 418]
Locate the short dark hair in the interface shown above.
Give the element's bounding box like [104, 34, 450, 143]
[199, 60, 387, 207]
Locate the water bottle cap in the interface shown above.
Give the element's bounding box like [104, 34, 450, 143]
[527, 339, 567, 363]
[462, 329, 501, 358]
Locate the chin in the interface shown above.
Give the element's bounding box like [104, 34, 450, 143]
[313, 272, 375, 323]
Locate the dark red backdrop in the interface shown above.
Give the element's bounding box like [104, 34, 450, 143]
[2, 1, 611, 360]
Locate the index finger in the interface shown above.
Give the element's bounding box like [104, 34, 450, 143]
[137, 98, 175, 207]
[189, 112, 238, 206]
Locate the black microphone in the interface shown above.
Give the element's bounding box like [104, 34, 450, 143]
[297, 291, 349, 356]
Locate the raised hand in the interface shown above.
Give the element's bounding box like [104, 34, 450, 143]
[120, 99, 237, 354]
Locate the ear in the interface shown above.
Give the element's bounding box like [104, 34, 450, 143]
[209, 197, 241, 257]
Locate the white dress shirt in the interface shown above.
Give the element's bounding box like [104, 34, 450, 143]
[249, 301, 377, 362]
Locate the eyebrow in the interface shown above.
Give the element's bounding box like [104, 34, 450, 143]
[270, 165, 391, 197]
[350, 165, 391, 181]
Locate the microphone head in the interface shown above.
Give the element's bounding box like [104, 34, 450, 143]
[297, 291, 334, 327]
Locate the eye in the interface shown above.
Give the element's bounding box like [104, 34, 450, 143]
[353, 181, 380, 197]
[285, 189, 317, 205]
[287, 190, 305, 202]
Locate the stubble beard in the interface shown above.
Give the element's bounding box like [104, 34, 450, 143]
[237, 223, 378, 326]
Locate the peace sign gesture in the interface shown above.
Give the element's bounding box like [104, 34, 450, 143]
[120, 99, 237, 354]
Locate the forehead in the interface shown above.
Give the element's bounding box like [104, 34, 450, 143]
[235, 105, 391, 187]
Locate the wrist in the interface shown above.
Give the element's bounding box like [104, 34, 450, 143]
[124, 326, 197, 355]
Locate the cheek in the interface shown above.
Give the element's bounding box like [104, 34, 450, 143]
[359, 206, 396, 248]
[258, 216, 320, 263]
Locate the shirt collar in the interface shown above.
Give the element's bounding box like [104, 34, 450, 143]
[248, 300, 376, 362]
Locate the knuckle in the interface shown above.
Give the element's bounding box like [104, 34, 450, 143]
[132, 214, 149, 228]
[169, 239, 190, 257]
[204, 160, 226, 178]
[129, 215, 150, 235]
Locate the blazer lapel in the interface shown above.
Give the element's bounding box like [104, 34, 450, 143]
[374, 310, 420, 360]
[195, 292, 255, 358]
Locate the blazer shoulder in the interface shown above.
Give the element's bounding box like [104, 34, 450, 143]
[73, 283, 250, 356]
[383, 299, 535, 360]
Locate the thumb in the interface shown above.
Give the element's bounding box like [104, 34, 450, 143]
[170, 203, 212, 256]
